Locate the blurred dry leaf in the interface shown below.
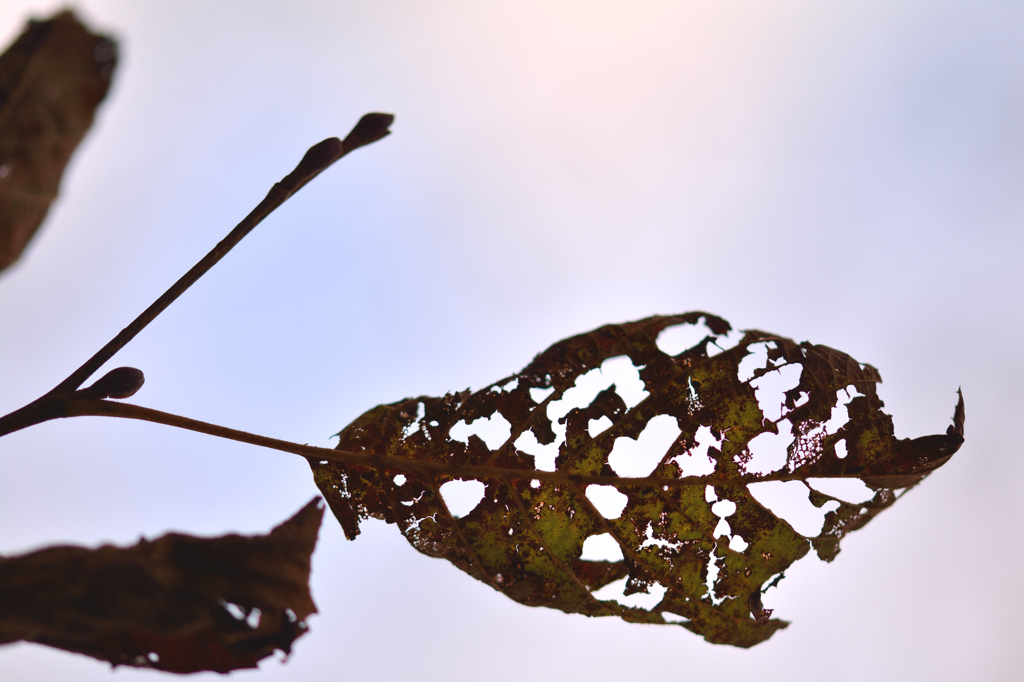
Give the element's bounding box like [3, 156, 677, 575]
[0, 498, 323, 673]
[0, 10, 117, 274]
[312, 313, 964, 647]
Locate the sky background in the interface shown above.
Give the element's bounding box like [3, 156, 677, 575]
[0, 1, 1021, 679]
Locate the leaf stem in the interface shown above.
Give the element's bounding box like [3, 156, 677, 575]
[61, 397, 815, 489]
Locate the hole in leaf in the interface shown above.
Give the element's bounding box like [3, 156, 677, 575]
[393, 474, 407, 486]
[592, 577, 667, 609]
[600, 355, 649, 408]
[747, 481, 841, 537]
[580, 533, 624, 561]
[514, 429, 559, 471]
[608, 414, 681, 477]
[705, 553, 724, 604]
[222, 601, 245, 621]
[550, 357, 647, 422]
[402, 402, 426, 437]
[640, 521, 683, 550]
[656, 321, 711, 356]
[585, 485, 629, 519]
[807, 477, 875, 504]
[822, 395, 850, 435]
[729, 535, 749, 552]
[588, 415, 613, 437]
[655, 319, 743, 358]
[750, 363, 803, 422]
[711, 499, 737, 518]
[493, 378, 519, 392]
[671, 424, 718, 476]
[439, 479, 486, 518]
[834, 439, 848, 459]
[737, 342, 773, 383]
[246, 607, 261, 629]
[745, 420, 794, 474]
[707, 328, 744, 357]
[449, 412, 512, 450]
[529, 386, 554, 403]
[518, 356, 650, 471]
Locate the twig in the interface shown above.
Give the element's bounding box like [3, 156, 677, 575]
[56, 113, 394, 393]
[0, 113, 393, 438]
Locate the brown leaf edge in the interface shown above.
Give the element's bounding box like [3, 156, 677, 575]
[0, 498, 323, 674]
[0, 10, 117, 274]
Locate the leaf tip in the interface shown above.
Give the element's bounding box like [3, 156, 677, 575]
[948, 386, 965, 439]
[271, 496, 325, 541]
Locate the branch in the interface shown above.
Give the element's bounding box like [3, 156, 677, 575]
[0, 114, 393, 439]
[56, 113, 394, 394]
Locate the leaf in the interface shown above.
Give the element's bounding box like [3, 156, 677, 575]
[0, 498, 323, 673]
[0, 10, 117, 274]
[311, 313, 964, 648]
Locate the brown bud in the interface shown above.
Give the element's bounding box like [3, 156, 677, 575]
[293, 137, 344, 181]
[77, 367, 145, 400]
[341, 113, 394, 153]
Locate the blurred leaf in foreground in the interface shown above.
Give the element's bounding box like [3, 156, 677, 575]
[312, 313, 964, 647]
[0, 10, 117, 274]
[0, 499, 323, 673]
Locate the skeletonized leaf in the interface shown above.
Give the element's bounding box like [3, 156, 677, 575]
[312, 314, 964, 647]
[0, 498, 323, 673]
[0, 10, 117, 274]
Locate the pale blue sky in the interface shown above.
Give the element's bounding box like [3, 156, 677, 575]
[0, 2, 1021, 679]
